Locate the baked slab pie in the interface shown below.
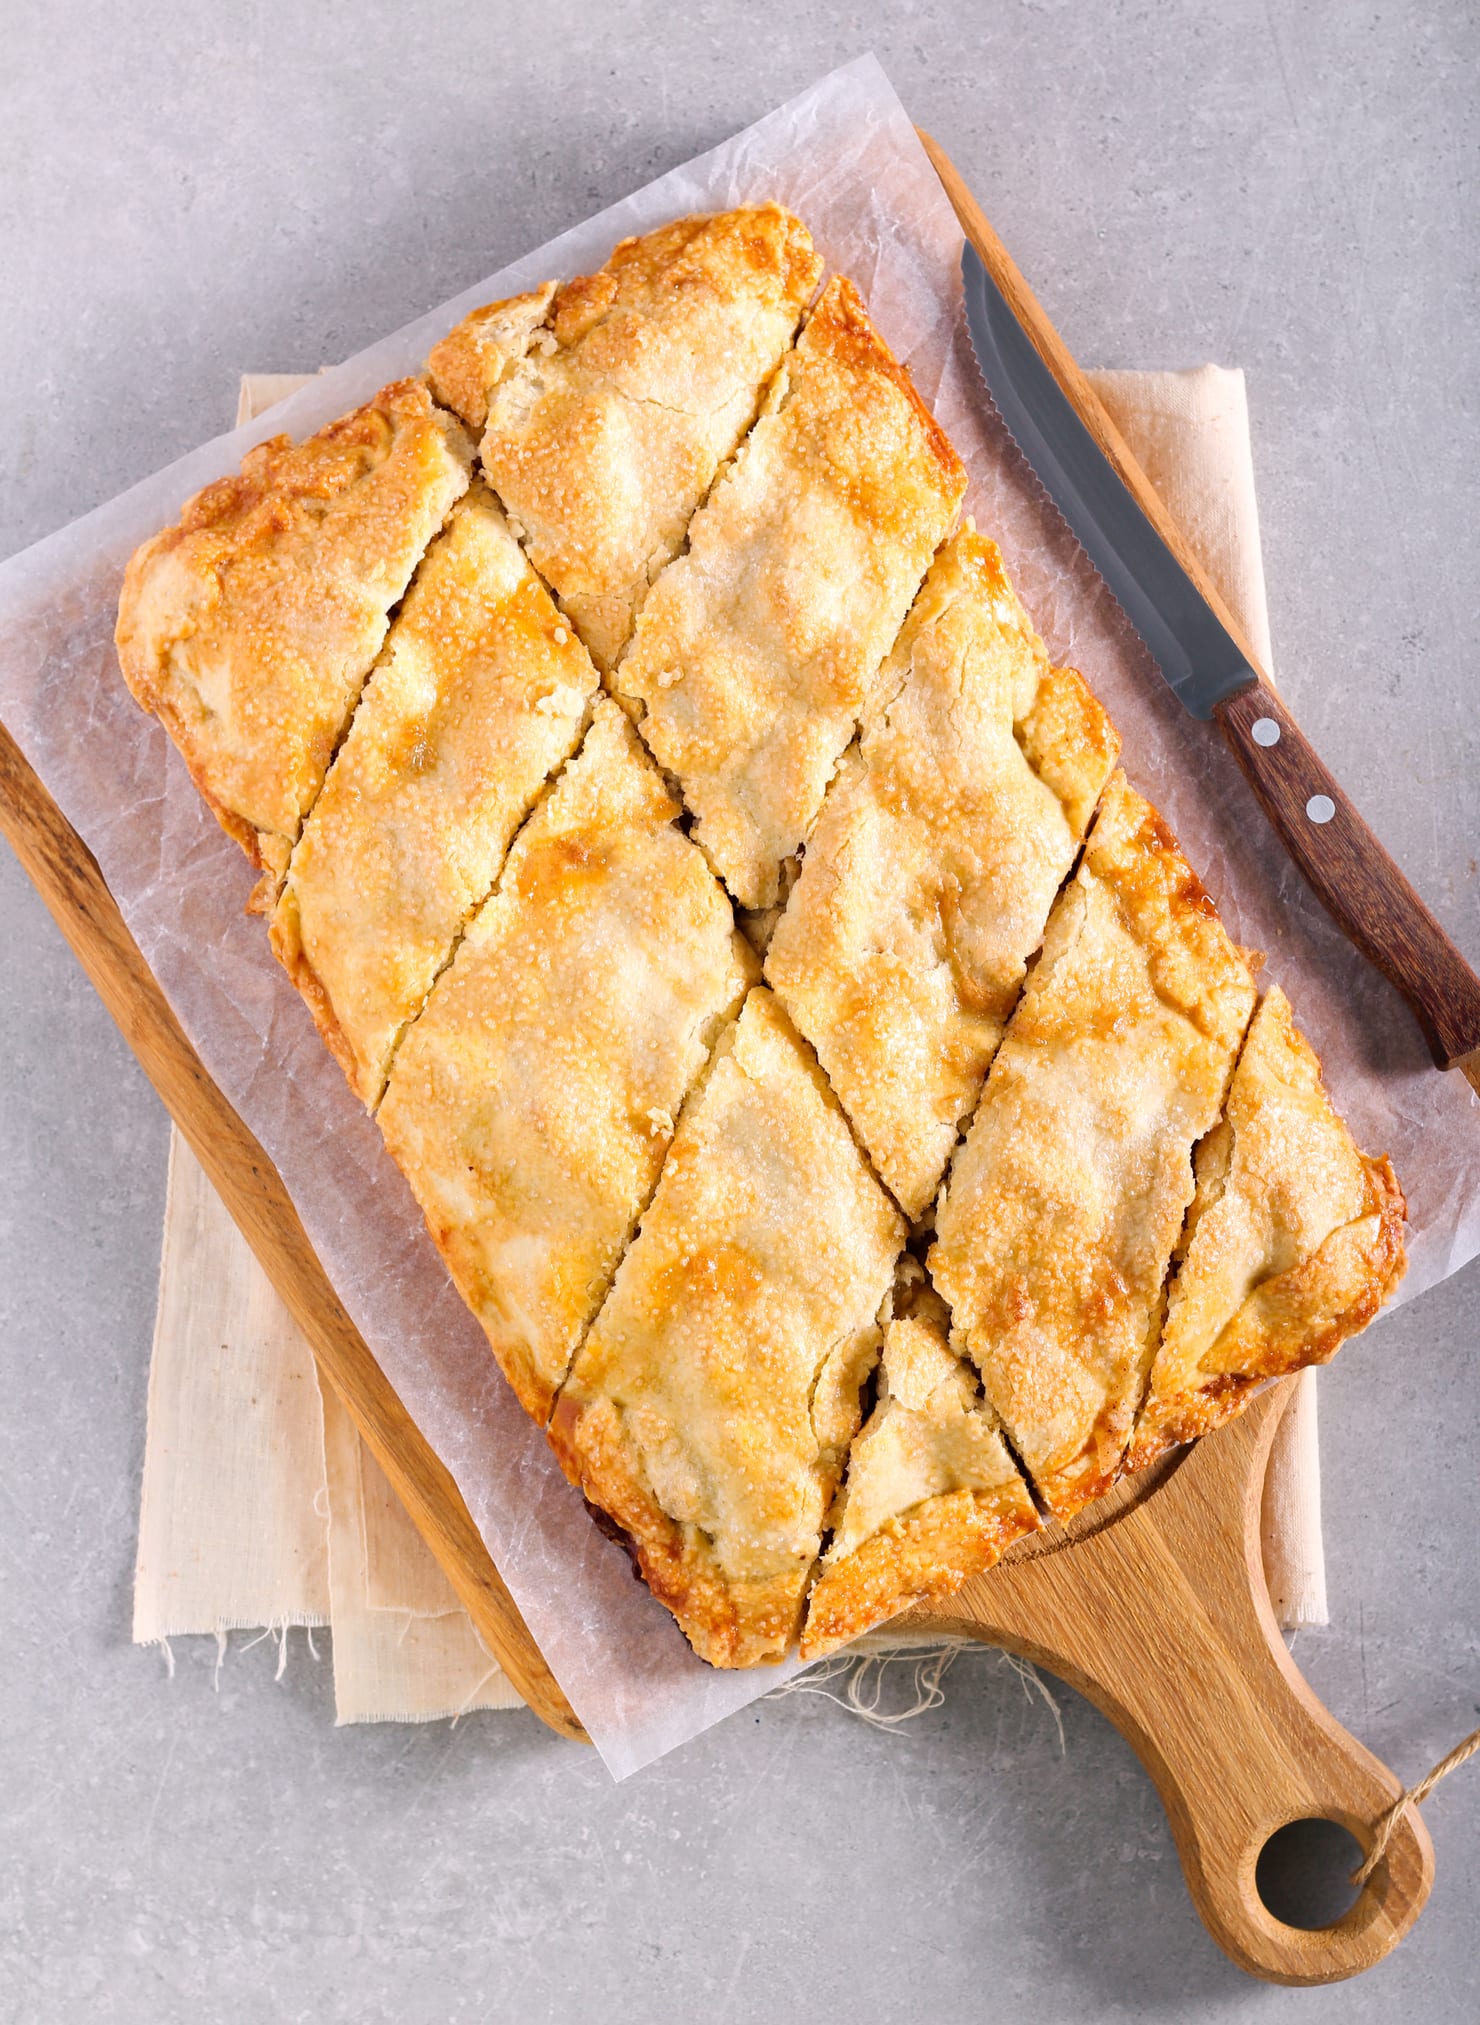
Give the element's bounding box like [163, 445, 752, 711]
[550, 988, 906, 1666]
[931, 772, 1259, 1519]
[765, 525, 1120, 1217]
[116, 379, 471, 896]
[377, 699, 754, 1422]
[115, 203, 1409, 1671]
[475, 206, 822, 670]
[270, 483, 599, 1107]
[1125, 986, 1407, 1469]
[616, 276, 969, 910]
[801, 1279, 1039, 1660]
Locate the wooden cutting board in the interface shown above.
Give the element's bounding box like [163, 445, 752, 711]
[909, 1380, 1431, 1983]
[0, 137, 1430, 1986]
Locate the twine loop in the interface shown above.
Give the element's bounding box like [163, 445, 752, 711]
[1351, 1722, 1480, 1886]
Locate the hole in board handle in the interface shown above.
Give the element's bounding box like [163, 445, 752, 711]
[1255, 1817, 1366, 1930]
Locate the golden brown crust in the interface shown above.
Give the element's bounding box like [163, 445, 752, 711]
[548, 208, 820, 353]
[116, 379, 471, 884]
[550, 989, 906, 1666]
[548, 1389, 809, 1666]
[268, 882, 365, 1089]
[800, 1307, 1039, 1658]
[617, 276, 968, 910]
[269, 485, 599, 1106]
[426, 285, 557, 433]
[115, 214, 1410, 1674]
[377, 700, 753, 1423]
[1017, 659, 1124, 839]
[479, 206, 821, 669]
[765, 526, 1118, 1215]
[930, 772, 1257, 1519]
[1125, 988, 1407, 1470]
[801, 1485, 1038, 1661]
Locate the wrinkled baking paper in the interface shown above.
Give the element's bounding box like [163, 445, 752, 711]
[0, 56, 1474, 1779]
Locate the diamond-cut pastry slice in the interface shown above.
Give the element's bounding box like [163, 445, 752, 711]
[800, 1278, 1039, 1659]
[427, 284, 557, 435]
[477, 206, 821, 669]
[377, 698, 754, 1423]
[116, 379, 471, 898]
[766, 526, 1119, 1216]
[617, 276, 968, 909]
[550, 988, 906, 1666]
[931, 773, 1257, 1519]
[1125, 986, 1406, 1470]
[270, 484, 600, 1107]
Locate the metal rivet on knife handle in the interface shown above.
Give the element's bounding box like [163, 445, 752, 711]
[1214, 682, 1480, 1086]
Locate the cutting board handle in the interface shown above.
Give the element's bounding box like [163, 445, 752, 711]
[909, 1382, 1432, 1983]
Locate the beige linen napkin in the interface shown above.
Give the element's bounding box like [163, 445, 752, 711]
[133, 1127, 331, 1641]
[134, 1131, 522, 1718]
[130, 360, 1326, 1723]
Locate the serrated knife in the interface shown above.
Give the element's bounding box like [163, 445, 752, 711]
[957, 233, 1480, 1096]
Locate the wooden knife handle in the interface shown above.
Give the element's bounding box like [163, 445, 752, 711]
[1216, 681, 1480, 1091]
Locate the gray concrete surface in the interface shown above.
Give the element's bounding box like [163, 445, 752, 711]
[2, 2, 1477, 2017]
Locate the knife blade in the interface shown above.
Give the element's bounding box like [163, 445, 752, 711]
[962, 241, 1252, 720]
[959, 237, 1480, 1089]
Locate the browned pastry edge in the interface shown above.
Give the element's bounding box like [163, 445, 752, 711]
[803, 273, 967, 502]
[266, 882, 371, 1103]
[799, 1479, 1041, 1661]
[548, 1390, 804, 1667]
[119, 606, 279, 884]
[1124, 1153, 1407, 1472]
[547, 204, 823, 354]
[1087, 775, 1258, 1052]
[426, 285, 557, 434]
[115, 377, 472, 902]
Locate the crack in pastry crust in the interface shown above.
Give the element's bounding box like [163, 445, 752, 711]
[115, 379, 472, 901]
[930, 772, 1258, 1519]
[550, 988, 906, 1666]
[765, 524, 1120, 1217]
[377, 699, 755, 1424]
[1125, 986, 1407, 1469]
[615, 276, 968, 912]
[800, 1284, 1039, 1659]
[269, 484, 600, 1108]
[477, 206, 822, 671]
[427, 285, 557, 437]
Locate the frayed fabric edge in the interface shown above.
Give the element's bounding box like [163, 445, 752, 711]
[140, 1618, 331, 1690]
[766, 1637, 1069, 1748]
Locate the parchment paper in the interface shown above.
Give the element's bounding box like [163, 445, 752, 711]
[1, 55, 1475, 1779]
